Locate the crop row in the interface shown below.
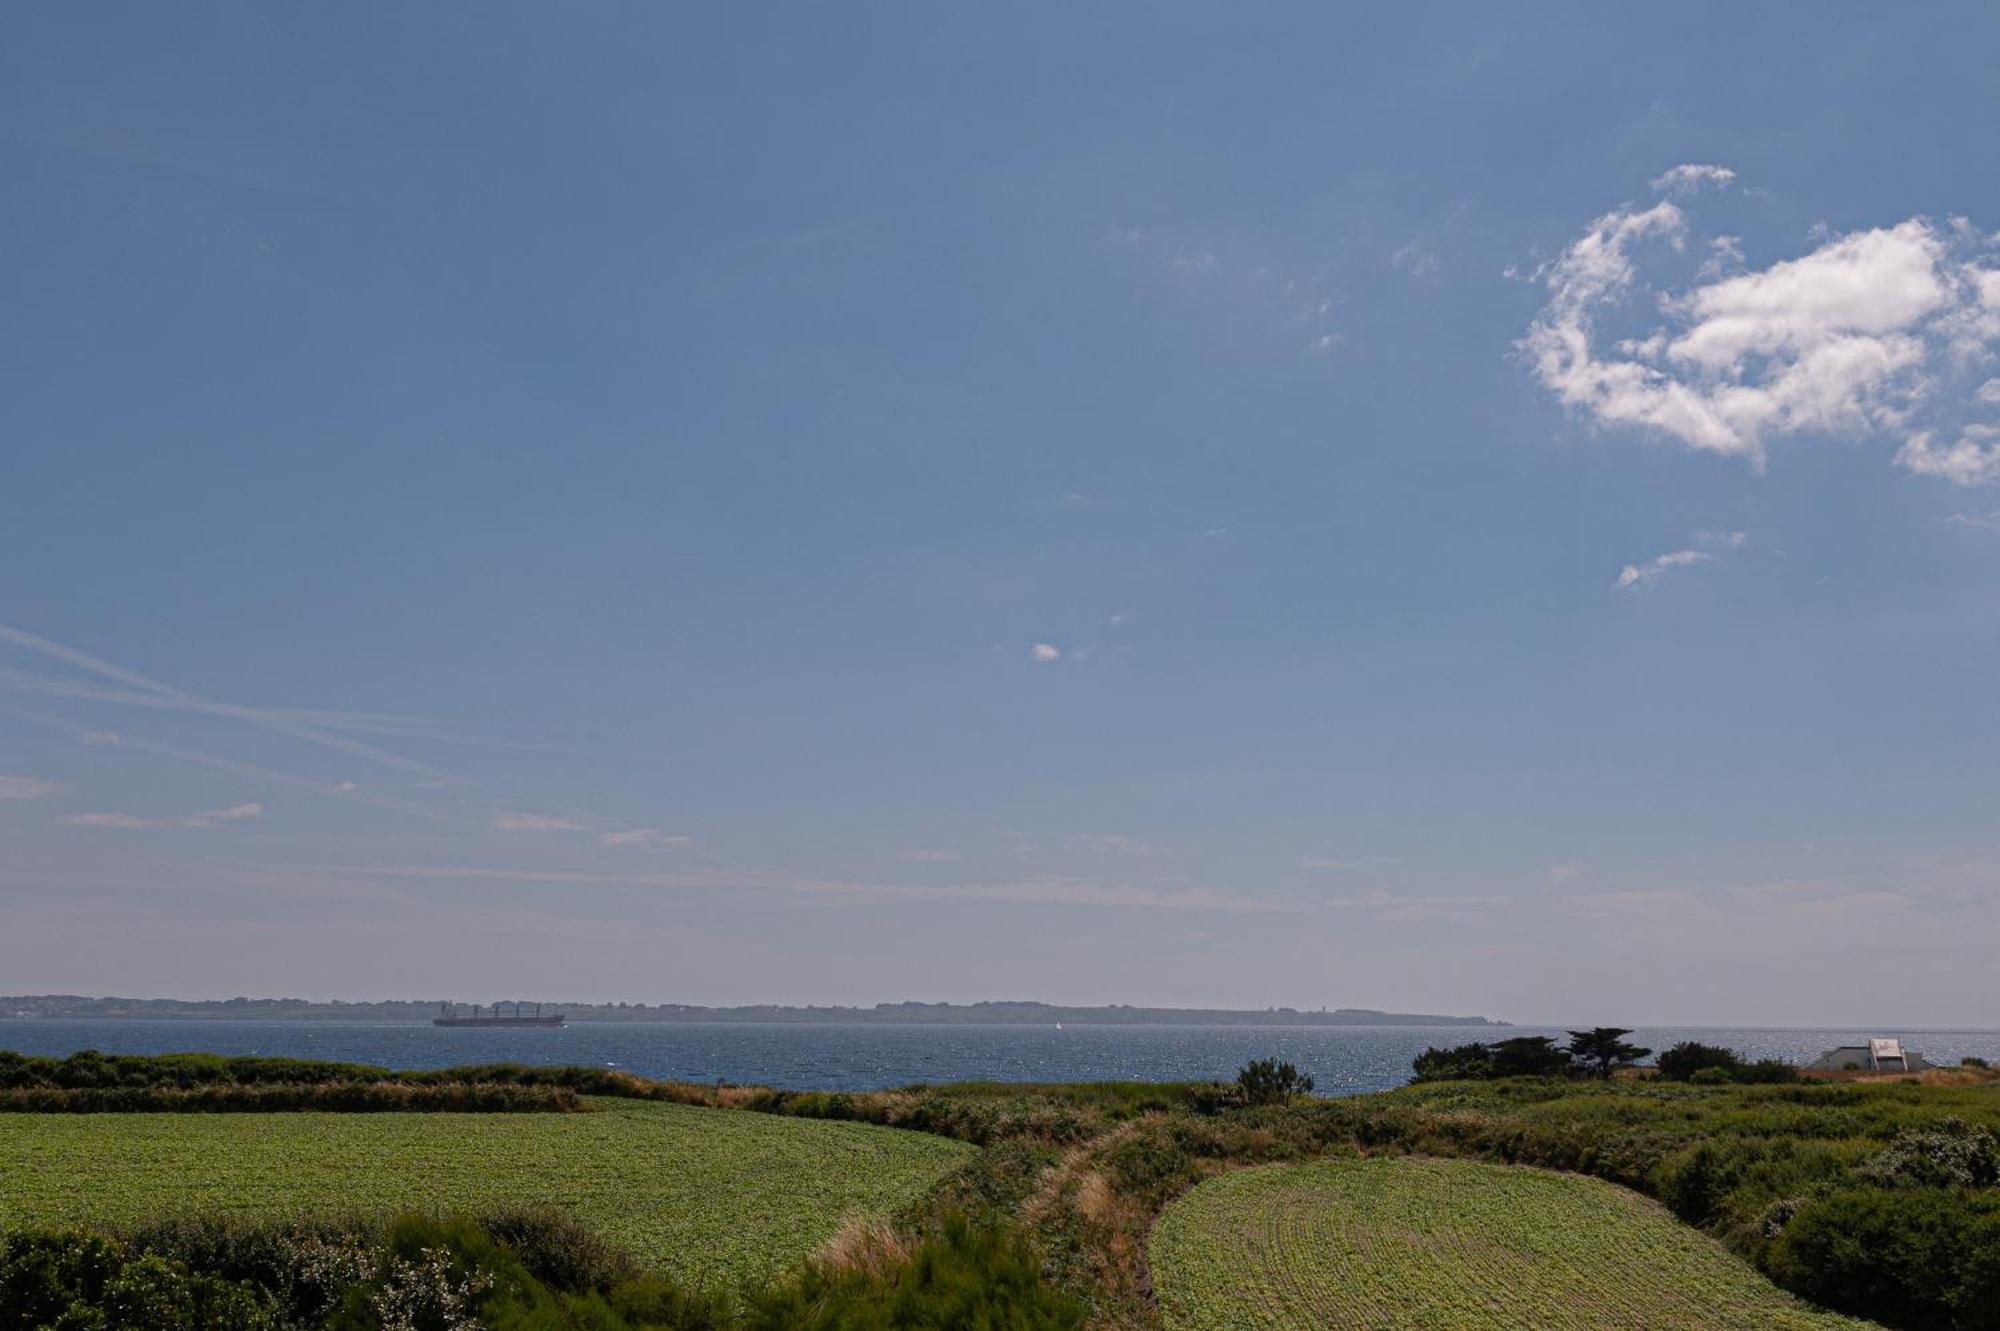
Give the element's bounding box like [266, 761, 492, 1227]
[0, 1097, 973, 1288]
[1149, 1157, 1870, 1330]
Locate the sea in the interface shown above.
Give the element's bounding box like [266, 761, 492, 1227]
[6, 1020, 2000, 1097]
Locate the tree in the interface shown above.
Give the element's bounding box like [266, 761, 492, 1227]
[1235, 1058, 1315, 1104]
[1487, 1036, 1571, 1078]
[1410, 1043, 1495, 1082]
[1656, 1041, 1744, 1082]
[1566, 1027, 1650, 1079]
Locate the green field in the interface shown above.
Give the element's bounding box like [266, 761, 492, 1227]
[0, 1098, 971, 1287]
[1149, 1157, 1872, 1331]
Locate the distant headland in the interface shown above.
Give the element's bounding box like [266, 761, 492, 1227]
[2, 995, 1505, 1027]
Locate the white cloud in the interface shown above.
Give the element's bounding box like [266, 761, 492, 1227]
[0, 775, 62, 800]
[1697, 235, 1745, 281]
[1651, 163, 1737, 196]
[492, 812, 590, 833]
[1896, 426, 2000, 487]
[1323, 890, 1510, 924]
[67, 801, 262, 830]
[1614, 549, 1709, 589]
[67, 812, 162, 829]
[1390, 239, 1439, 280]
[893, 849, 962, 863]
[599, 828, 688, 848]
[1523, 179, 2000, 482]
[1613, 530, 1745, 591]
[197, 802, 263, 823]
[1978, 378, 2000, 405]
[1030, 643, 1061, 663]
[0, 622, 454, 782]
[266, 860, 1304, 914]
[332, 781, 359, 793]
[1063, 833, 1162, 856]
[1567, 880, 1919, 956]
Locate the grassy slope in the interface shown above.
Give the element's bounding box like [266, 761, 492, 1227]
[1149, 1157, 1871, 1331]
[0, 1097, 971, 1287]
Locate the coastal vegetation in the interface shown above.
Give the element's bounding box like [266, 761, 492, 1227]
[0, 1210, 1084, 1330]
[0, 1083, 583, 1113]
[0, 1050, 671, 1096]
[9, 1043, 2000, 1328]
[1409, 1028, 1663, 1082]
[0, 1099, 971, 1287]
[1149, 1157, 1865, 1329]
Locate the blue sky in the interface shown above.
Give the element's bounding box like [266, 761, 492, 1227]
[4, 5, 1998, 1024]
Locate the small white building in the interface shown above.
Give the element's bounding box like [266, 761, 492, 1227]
[1803, 1037, 1930, 1073]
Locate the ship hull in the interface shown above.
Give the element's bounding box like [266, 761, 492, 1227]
[431, 1016, 567, 1028]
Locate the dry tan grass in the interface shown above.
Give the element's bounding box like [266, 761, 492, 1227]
[1802, 1064, 2000, 1087]
[812, 1212, 913, 1277]
[1023, 1119, 1147, 1228]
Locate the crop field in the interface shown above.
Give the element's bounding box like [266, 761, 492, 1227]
[1149, 1157, 1872, 1330]
[0, 1098, 970, 1287]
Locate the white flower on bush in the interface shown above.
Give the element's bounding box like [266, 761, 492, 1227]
[368, 1248, 492, 1331]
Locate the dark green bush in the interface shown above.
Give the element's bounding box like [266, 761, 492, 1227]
[1410, 1042, 1495, 1081]
[0, 1082, 582, 1113]
[1410, 1036, 1574, 1082]
[1657, 1041, 1745, 1081]
[739, 1214, 1086, 1331]
[7, 1207, 1088, 1331]
[1767, 1188, 2000, 1330]
[1655, 1140, 1754, 1223]
[1487, 1036, 1572, 1078]
[1654, 1042, 1800, 1085]
[1859, 1117, 2000, 1189]
[0, 1229, 275, 1330]
[1234, 1059, 1314, 1105]
[477, 1208, 635, 1293]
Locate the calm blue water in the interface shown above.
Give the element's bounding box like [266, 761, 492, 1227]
[7, 1021, 2000, 1096]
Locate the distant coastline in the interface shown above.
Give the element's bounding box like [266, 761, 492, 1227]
[2, 995, 1505, 1028]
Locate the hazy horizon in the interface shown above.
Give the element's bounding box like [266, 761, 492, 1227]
[4, 5, 1999, 1028]
[22, 991, 2000, 1033]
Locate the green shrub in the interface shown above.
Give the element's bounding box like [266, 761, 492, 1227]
[1234, 1059, 1314, 1105]
[1738, 1058, 1802, 1084]
[1653, 1042, 1799, 1085]
[127, 1214, 374, 1325]
[1410, 1043, 1495, 1082]
[0, 1082, 582, 1113]
[1655, 1140, 1756, 1224]
[740, 1214, 1086, 1331]
[9, 1207, 1091, 1331]
[1657, 1042, 1746, 1081]
[1184, 1082, 1243, 1114]
[477, 1208, 635, 1293]
[1859, 1117, 2000, 1189]
[1768, 1188, 2000, 1330]
[0, 1229, 275, 1330]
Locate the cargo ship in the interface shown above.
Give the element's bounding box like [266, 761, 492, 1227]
[432, 1001, 567, 1028]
